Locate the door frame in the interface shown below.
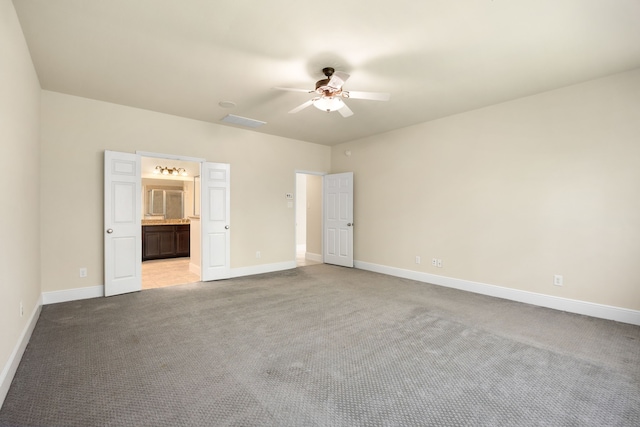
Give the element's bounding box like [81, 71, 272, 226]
[294, 170, 326, 265]
[137, 151, 206, 167]
[136, 151, 208, 286]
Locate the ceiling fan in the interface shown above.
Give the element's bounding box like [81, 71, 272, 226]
[274, 67, 390, 117]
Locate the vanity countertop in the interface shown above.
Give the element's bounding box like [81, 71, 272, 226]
[142, 219, 190, 225]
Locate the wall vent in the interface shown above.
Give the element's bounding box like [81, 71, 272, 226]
[221, 114, 266, 128]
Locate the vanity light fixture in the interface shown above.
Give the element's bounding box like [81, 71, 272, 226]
[153, 166, 187, 176]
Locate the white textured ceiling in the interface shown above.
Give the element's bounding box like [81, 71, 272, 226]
[13, 0, 640, 146]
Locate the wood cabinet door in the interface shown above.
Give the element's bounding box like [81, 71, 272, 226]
[143, 226, 177, 260]
[175, 225, 190, 257]
[143, 231, 160, 259]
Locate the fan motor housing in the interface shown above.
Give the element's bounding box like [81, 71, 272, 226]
[315, 66, 339, 95]
[315, 78, 330, 91]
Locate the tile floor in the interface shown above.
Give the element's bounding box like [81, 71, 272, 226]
[142, 258, 200, 290]
[142, 249, 322, 290]
[297, 246, 322, 267]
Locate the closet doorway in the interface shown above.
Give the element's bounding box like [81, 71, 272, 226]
[295, 172, 323, 267]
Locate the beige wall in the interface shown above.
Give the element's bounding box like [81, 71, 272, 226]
[331, 68, 640, 311]
[0, 0, 41, 401]
[40, 90, 331, 293]
[4, 0, 638, 408]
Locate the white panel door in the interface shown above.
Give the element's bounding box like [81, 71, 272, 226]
[104, 150, 141, 296]
[323, 172, 354, 267]
[201, 162, 230, 281]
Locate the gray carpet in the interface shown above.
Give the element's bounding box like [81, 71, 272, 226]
[1, 264, 638, 426]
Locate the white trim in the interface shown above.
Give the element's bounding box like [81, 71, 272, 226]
[294, 169, 328, 176]
[306, 252, 323, 263]
[230, 261, 296, 279]
[294, 170, 327, 268]
[41, 261, 295, 303]
[135, 151, 206, 163]
[189, 262, 200, 275]
[0, 296, 42, 407]
[42, 285, 103, 305]
[41, 261, 294, 304]
[355, 261, 640, 326]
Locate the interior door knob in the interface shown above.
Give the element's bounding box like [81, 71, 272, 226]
[347, 223, 353, 227]
[225, 225, 229, 229]
[106, 229, 113, 234]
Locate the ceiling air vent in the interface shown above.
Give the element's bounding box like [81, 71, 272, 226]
[221, 114, 266, 128]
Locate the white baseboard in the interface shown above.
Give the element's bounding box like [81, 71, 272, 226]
[40, 261, 638, 325]
[40, 261, 298, 304]
[189, 262, 200, 275]
[306, 252, 322, 263]
[230, 260, 297, 278]
[355, 261, 640, 326]
[42, 285, 103, 305]
[0, 296, 42, 408]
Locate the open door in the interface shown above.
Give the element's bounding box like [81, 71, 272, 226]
[201, 162, 231, 281]
[104, 150, 142, 296]
[323, 172, 354, 267]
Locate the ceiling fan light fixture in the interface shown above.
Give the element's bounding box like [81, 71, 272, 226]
[313, 96, 344, 112]
[277, 66, 388, 117]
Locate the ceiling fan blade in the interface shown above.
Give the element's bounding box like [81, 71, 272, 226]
[339, 102, 354, 118]
[328, 71, 350, 90]
[288, 99, 315, 114]
[345, 90, 391, 101]
[273, 87, 313, 94]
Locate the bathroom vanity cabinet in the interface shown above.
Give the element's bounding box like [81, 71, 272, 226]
[142, 224, 190, 261]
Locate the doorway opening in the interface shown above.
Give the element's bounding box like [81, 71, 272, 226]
[141, 156, 201, 289]
[295, 172, 323, 267]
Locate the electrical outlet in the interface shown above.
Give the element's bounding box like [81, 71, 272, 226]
[554, 275, 563, 286]
[79, 268, 87, 278]
[20, 302, 24, 317]
[256, 251, 261, 259]
[285, 193, 294, 199]
[437, 259, 443, 268]
[415, 256, 421, 264]
[432, 258, 437, 266]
